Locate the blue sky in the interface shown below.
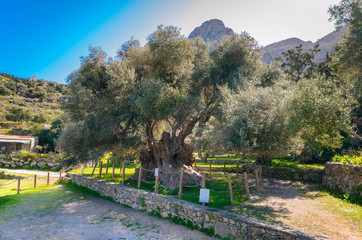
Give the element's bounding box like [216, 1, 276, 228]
[0, 0, 340, 83]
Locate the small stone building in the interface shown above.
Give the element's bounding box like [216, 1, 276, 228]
[0, 135, 38, 152]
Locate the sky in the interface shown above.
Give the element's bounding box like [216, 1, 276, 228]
[0, 0, 341, 84]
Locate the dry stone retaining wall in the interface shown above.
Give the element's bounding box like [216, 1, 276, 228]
[0, 154, 62, 170]
[67, 172, 318, 240]
[322, 162, 362, 195]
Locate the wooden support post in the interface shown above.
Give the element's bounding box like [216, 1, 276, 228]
[112, 160, 115, 182]
[47, 172, 50, 185]
[34, 174, 37, 188]
[91, 161, 97, 175]
[99, 161, 103, 179]
[201, 173, 206, 206]
[178, 169, 184, 199]
[228, 174, 233, 204]
[106, 160, 109, 174]
[224, 161, 226, 174]
[255, 169, 260, 193]
[138, 166, 142, 189]
[236, 162, 239, 176]
[244, 172, 250, 200]
[194, 160, 197, 168]
[59, 170, 62, 180]
[154, 175, 159, 193]
[122, 161, 125, 185]
[209, 160, 212, 172]
[17, 178, 20, 194]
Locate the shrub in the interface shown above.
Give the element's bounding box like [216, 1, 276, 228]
[332, 154, 362, 165]
[15, 150, 38, 161]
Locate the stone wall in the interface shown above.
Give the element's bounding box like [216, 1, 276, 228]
[197, 165, 324, 183]
[67, 172, 318, 240]
[323, 162, 362, 195]
[0, 154, 62, 170]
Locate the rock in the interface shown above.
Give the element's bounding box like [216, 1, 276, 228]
[188, 19, 233, 42]
[298, 148, 319, 163]
[214, 221, 230, 238]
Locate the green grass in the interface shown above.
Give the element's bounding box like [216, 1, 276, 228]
[0, 172, 59, 196]
[196, 155, 325, 170]
[70, 164, 248, 210]
[265, 158, 325, 170]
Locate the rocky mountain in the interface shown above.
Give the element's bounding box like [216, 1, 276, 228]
[188, 19, 233, 42]
[189, 19, 346, 64]
[262, 27, 346, 64]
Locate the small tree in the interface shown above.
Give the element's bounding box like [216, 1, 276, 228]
[221, 80, 292, 164]
[287, 75, 353, 151]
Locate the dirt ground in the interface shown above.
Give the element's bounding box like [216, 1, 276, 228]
[0, 185, 215, 240]
[228, 177, 362, 240]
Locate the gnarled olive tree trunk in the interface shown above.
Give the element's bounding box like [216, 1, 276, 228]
[131, 121, 202, 190]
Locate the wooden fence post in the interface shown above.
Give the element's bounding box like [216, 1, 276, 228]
[122, 161, 125, 185]
[228, 174, 233, 204]
[224, 161, 226, 174]
[255, 169, 260, 193]
[201, 173, 206, 206]
[59, 170, 62, 180]
[138, 166, 142, 189]
[34, 174, 37, 188]
[178, 169, 184, 199]
[47, 172, 50, 185]
[154, 175, 159, 193]
[209, 160, 212, 172]
[91, 161, 97, 175]
[99, 161, 103, 179]
[112, 160, 115, 181]
[106, 160, 109, 174]
[244, 172, 250, 200]
[194, 160, 197, 168]
[17, 178, 20, 194]
[236, 162, 239, 176]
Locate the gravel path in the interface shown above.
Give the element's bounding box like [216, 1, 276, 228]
[3, 168, 60, 177]
[0, 185, 215, 240]
[228, 177, 362, 240]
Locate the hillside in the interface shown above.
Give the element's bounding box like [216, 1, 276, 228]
[262, 27, 347, 63]
[0, 72, 66, 136]
[188, 19, 346, 64]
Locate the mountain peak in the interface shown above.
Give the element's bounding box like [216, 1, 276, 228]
[188, 19, 234, 42]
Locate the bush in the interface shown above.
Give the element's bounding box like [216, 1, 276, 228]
[15, 150, 38, 160]
[332, 154, 362, 165]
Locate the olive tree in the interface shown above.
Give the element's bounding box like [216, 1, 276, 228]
[58, 26, 260, 189]
[221, 77, 292, 164]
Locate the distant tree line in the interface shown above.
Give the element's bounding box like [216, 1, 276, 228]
[0, 72, 67, 99]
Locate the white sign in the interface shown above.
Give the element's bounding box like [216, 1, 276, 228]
[155, 168, 159, 176]
[199, 189, 210, 203]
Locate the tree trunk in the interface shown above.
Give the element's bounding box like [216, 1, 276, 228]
[131, 129, 201, 190]
[254, 153, 271, 165]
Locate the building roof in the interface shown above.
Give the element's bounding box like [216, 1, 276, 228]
[0, 135, 37, 142]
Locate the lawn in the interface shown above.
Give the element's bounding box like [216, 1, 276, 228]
[195, 156, 325, 170]
[0, 172, 59, 197]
